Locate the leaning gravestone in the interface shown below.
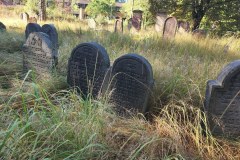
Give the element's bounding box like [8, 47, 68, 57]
[22, 32, 55, 74]
[25, 23, 42, 39]
[0, 22, 6, 31]
[42, 24, 58, 59]
[205, 60, 240, 137]
[67, 42, 110, 98]
[163, 17, 178, 39]
[108, 54, 154, 115]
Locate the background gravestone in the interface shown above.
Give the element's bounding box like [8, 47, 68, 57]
[132, 10, 143, 31]
[88, 19, 96, 29]
[67, 42, 110, 98]
[114, 18, 123, 33]
[108, 54, 154, 115]
[21, 12, 29, 22]
[205, 60, 240, 137]
[22, 32, 55, 74]
[155, 12, 167, 32]
[25, 23, 42, 39]
[42, 24, 58, 59]
[0, 22, 6, 31]
[193, 29, 207, 38]
[163, 17, 178, 39]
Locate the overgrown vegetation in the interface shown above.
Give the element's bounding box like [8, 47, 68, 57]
[0, 10, 240, 159]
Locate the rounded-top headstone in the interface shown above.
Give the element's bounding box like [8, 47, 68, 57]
[163, 16, 178, 39]
[23, 32, 55, 74]
[67, 42, 110, 98]
[109, 53, 154, 115]
[25, 23, 42, 39]
[42, 24, 58, 57]
[0, 22, 6, 31]
[205, 60, 240, 137]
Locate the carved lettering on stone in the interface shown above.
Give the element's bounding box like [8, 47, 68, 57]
[22, 32, 54, 74]
[205, 60, 240, 137]
[67, 42, 110, 98]
[109, 54, 154, 115]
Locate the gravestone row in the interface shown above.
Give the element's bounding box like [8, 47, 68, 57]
[67, 42, 154, 116]
[23, 23, 58, 75]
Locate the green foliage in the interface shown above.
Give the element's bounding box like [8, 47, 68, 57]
[24, 0, 38, 14]
[121, 0, 154, 26]
[85, 0, 115, 18]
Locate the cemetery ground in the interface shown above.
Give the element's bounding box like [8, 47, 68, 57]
[0, 17, 240, 159]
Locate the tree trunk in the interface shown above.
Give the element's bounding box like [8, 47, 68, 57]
[191, 0, 211, 31]
[39, 0, 46, 21]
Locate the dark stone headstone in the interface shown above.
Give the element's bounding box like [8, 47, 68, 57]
[114, 18, 123, 33]
[22, 32, 55, 74]
[67, 42, 110, 98]
[108, 54, 154, 115]
[163, 17, 178, 39]
[205, 60, 240, 137]
[25, 23, 42, 39]
[42, 24, 58, 58]
[0, 22, 6, 31]
[132, 10, 143, 31]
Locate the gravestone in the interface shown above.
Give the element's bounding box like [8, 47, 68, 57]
[127, 18, 132, 30]
[163, 17, 178, 39]
[155, 12, 167, 32]
[205, 60, 240, 137]
[88, 19, 96, 29]
[114, 18, 123, 33]
[22, 32, 55, 74]
[132, 10, 143, 31]
[20, 12, 29, 22]
[0, 22, 6, 31]
[42, 24, 58, 58]
[192, 29, 207, 38]
[108, 54, 154, 115]
[25, 23, 42, 39]
[178, 20, 190, 33]
[67, 42, 110, 98]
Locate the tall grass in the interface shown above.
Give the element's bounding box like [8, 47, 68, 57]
[0, 14, 240, 159]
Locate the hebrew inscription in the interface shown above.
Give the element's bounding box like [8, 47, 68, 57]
[22, 32, 54, 74]
[67, 42, 110, 98]
[109, 54, 154, 115]
[205, 60, 240, 137]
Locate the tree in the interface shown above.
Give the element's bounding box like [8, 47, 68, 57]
[149, 0, 239, 33]
[85, 0, 115, 18]
[39, 0, 46, 21]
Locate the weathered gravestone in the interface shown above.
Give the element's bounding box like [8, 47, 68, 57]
[20, 12, 29, 22]
[42, 24, 58, 59]
[108, 54, 154, 115]
[114, 18, 123, 33]
[0, 22, 6, 31]
[67, 42, 110, 98]
[132, 10, 143, 31]
[155, 12, 167, 32]
[22, 32, 55, 74]
[25, 23, 42, 39]
[178, 20, 190, 33]
[205, 60, 240, 137]
[163, 17, 178, 39]
[88, 19, 96, 29]
[192, 29, 207, 39]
